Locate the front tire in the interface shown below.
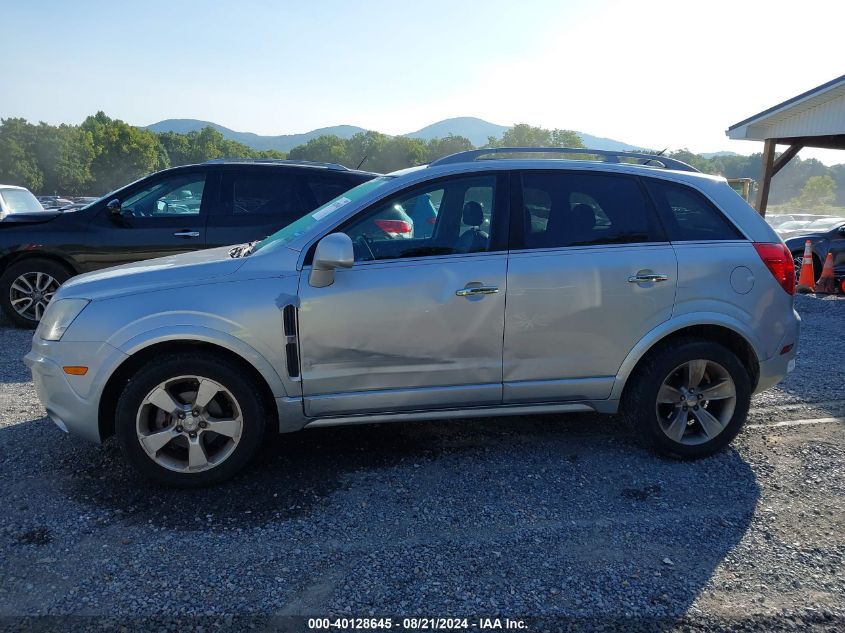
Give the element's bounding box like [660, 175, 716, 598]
[115, 352, 268, 487]
[623, 338, 751, 459]
[0, 258, 72, 328]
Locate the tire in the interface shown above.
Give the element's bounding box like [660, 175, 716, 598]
[0, 258, 73, 328]
[115, 352, 268, 487]
[622, 338, 751, 459]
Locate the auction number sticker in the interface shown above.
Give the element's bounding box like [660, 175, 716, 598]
[312, 197, 352, 220]
[308, 617, 526, 630]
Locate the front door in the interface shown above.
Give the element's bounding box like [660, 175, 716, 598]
[503, 170, 677, 403]
[297, 173, 509, 417]
[82, 171, 210, 270]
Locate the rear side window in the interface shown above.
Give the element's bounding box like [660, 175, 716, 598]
[519, 171, 658, 249]
[645, 180, 743, 241]
[220, 172, 305, 224]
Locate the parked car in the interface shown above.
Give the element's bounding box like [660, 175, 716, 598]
[1, 185, 46, 218]
[1, 159, 376, 326]
[784, 216, 845, 281]
[26, 147, 800, 487]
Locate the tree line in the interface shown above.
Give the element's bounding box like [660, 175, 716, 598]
[1, 113, 843, 209]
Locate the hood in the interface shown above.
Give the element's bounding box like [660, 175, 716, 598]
[0, 210, 62, 225]
[59, 246, 248, 301]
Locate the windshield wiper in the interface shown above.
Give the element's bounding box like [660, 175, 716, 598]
[229, 240, 259, 258]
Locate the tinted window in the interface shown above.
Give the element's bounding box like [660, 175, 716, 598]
[645, 180, 742, 241]
[308, 177, 359, 206]
[519, 172, 655, 249]
[221, 172, 304, 225]
[122, 174, 206, 217]
[342, 175, 500, 262]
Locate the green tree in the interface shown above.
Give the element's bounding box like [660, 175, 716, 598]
[486, 123, 584, 148]
[288, 134, 349, 165]
[425, 134, 474, 162]
[0, 118, 43, 191]
[794, 175, 836, 208]
[81, 112, 165, 193]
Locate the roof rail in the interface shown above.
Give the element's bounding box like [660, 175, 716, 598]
[203, 157, 350, 171]
[429, 147, 699, 172]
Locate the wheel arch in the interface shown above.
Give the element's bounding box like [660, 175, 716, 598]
[98, 339, 280, 441]
[0, 249, 80, 276]
[613, 320, 760, 403]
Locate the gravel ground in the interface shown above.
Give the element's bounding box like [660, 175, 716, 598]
[0, 295, 842, 632]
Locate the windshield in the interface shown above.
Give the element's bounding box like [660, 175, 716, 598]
[0, 188, 45, 214]
[252, 176, 393, 253]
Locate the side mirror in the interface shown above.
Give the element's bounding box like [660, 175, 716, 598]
[106, 198, 122, 215]
[309, 233, 354, 288]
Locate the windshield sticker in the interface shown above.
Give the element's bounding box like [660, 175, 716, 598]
[312, 197, 351, 221]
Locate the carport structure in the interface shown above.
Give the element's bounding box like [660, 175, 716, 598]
[726, 74, 845, 216]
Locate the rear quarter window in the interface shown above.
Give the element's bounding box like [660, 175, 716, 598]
[644, 179, 743, 241]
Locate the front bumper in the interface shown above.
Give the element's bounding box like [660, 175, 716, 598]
[24, 338, 128, 444]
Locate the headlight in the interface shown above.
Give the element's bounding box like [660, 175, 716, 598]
[37, 298, 90, 341]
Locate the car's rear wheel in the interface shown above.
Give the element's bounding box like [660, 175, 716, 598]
[115, 353, 267, 487]
[0, 258, 72, 328]
[623, 338, 751, 459]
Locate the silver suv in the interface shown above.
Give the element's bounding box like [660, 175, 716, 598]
[25, 148, 800, 487]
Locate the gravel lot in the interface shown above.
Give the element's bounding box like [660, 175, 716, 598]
[0, 295, 843, 632]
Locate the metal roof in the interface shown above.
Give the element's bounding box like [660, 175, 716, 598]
[726, 74, 845, 142]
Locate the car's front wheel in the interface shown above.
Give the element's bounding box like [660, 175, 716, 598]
[115, 352, 268, 487]
[0, 258, 72, 328]
[624, 339, 752, 459]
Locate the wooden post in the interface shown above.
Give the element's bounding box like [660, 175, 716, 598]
[755, 139, 776, 216]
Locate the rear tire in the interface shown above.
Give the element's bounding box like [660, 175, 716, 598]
[115, 352, 268, 487]
[622, 338, 751, 459]
[0, 258, 73, 328]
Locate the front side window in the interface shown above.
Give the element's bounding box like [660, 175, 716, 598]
[341, 175, 499, 262]
[644, 180, 742, 241]
[121, 174, 206, 218]
[519, 172, 655, 249]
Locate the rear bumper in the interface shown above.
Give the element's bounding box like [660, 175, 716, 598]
[754, 308, 800, 394]
[24, 339, 127, 443]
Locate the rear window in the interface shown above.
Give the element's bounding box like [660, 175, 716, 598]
[0, 188, 44, 214]
[645, 180, 743, 241]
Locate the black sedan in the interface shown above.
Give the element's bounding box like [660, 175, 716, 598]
[0, 160, 375, 327]
[784, 217, 845, 285]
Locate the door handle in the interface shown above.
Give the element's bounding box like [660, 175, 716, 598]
[627, 273, 669, 283]
[456, 286, 499, 297]
[173, 230, 200, 238]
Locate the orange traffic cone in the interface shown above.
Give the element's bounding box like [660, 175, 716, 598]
[796, 240, 816, 294]
[815, 252, 836, 294]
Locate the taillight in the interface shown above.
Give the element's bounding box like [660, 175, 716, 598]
[374, 219, 412, 237]
[754, 242, 795, 295]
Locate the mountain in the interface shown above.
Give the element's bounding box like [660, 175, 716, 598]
[701, 151, 740, 159]
[145, 116, 650, 154]
[575, 132, 647, 152]
[145, 119, 366, 152]
[406, 117, 509, 146]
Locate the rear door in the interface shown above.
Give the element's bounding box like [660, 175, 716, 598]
[207, 168, 311, 247]
[503, 170, 677, 403]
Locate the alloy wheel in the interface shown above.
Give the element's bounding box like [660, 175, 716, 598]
[655, 359, 737, 446]
[135, 376, 243, 473]
[9, 272, 60, 322]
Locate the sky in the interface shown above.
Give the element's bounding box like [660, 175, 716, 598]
[2, 0, 844, 164]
